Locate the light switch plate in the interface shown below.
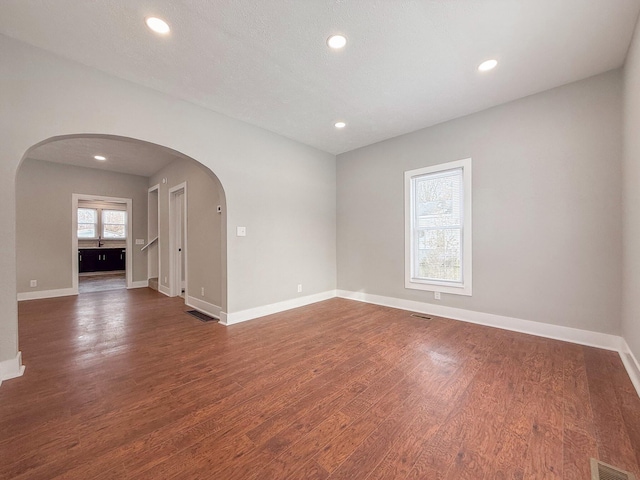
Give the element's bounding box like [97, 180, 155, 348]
[237, 226, 246, 237]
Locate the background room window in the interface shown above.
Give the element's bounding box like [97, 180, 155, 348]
[405, 158, 472, 295]
[77, 208, 98, 238]
[102, 210, 127, 238]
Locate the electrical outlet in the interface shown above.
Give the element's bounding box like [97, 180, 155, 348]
[135, 239, 145, 245]
[30, 280, 37, 288]
[297, 284, 303, 293]
[434, 291, 441, 300]
[164, 276, 168, 284]
[201, 287, 205, 297]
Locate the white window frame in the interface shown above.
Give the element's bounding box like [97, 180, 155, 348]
[76, 202, 127, 240]
[77, 207, 99, 239]
[404, 158, 472, 296]
[101, 209, 128, 239]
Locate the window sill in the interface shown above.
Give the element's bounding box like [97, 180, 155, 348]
[405, 280, 472, 296]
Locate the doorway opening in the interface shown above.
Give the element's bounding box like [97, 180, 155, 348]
[16, 133, 227, 321]
[145, 184, 160, 292]
[169, 183, 187, 298]
[72, 194, 133, 294]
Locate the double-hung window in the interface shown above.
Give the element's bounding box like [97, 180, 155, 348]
[77, 206, 127, 239]
[77, 208, 98, 238]
[405, 158, 472, 295]
[102, 210, 127, 238]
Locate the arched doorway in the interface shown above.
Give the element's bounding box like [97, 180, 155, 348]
[15, 133, 227, 317]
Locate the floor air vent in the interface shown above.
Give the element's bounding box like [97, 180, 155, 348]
[410, 313, 432, 320]
[591, 459, 636, 480]
[186, 310, 218, 323]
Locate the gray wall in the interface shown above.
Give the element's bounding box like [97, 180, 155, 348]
[0, 35, 336, 364]
[149, 157, 226, 310]
[623, 16, 640, 361]
[16, 159, 149, 292]
[337, 70, 623, 334]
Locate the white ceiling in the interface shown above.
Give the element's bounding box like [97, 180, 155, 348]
[26, 136, 179, 177]
[2, 0, 639, 155]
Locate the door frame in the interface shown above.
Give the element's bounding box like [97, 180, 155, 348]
[71, 193, 133, 294]
[168, 182, 188, 298]
[147, 184, 160, 282]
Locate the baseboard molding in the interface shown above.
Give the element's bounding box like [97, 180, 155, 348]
[620, 340, 640, 397]
[17, 287, 77, 301]
[128, 280, 149, 289]
[186, 296, 221, 319]
[337, 290, 622, 351]
[158, 284, 171, 297]
[222, 290, 337, 326]
[0, 351, 25, 386]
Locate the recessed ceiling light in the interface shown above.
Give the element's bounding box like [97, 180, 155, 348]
[334, 121, 346, 129]
[478, 59, 498, 72]
[145, 17, 170, 34]
[327, 35, 347, 49]
[94, 155, 106, 161]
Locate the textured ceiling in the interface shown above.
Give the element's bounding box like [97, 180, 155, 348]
[2, 0, 640, 155]
[26, 136, 179, 177]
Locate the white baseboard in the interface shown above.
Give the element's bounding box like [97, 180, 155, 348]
[222, 290, 337, 326]
[128, 280, 149, 289]
[337, 290, 621, 351]
[158, 284, 171, 297]
[620, 340, 640, 398]
[186, 296, 221, 319]
[0, 351, 25, 386]
[17, 287, 77, 301]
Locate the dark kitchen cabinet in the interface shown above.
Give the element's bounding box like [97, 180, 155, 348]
[79, 248, 126, 273]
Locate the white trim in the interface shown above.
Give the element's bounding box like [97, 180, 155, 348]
[17, 287, 77, 301]
[0, 352, 25, 385]
[222, 290, 337, 326]
[147, 184, 160, 281]
[128, 280, 149, 289]
[404, 158, 472, 296]
[620, 339, 640, 398]
[158, 284, 171, 297]
[186, 295, 221, 319]
[336, 290, 621, 350]
[168, 182, 187, 298]
[72, 193, 133, 293]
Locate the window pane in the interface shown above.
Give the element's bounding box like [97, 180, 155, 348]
[78, 208, 97, 223]
[103, 210, 126, 225]
[416, 228, 462, 282]
[78, 208, 97, 238]
[78, 224, 96, 238]
[102, 210, 126, 238]
[103, 224, 125, 238]
[415, 170, 462, 228]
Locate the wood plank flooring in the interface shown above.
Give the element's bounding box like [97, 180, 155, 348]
[78, 272, 126, 293]
[1, 289, 639, 479]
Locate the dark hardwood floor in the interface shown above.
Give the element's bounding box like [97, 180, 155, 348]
[1, 289, 639, 479]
